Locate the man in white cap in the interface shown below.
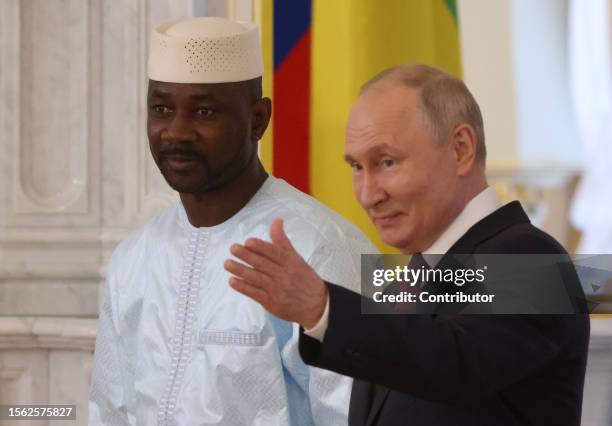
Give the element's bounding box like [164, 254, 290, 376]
[88, 17, 376, 425]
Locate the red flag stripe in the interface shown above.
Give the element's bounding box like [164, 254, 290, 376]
[273, 28, 311, 193]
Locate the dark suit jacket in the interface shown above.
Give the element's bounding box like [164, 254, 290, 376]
[299, 201, 590, 426]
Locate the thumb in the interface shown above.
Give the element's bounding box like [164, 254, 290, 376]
[270, 218, 294, 251]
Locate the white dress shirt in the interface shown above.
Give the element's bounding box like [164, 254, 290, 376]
[305, 186, 502, 342]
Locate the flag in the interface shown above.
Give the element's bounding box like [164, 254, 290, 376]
[258, 0, 462, 251]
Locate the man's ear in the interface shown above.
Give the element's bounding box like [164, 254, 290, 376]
[251, 97, 272, 142]
[451, 123, 478, 176]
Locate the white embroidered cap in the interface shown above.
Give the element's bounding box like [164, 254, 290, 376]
[148, 17, 263, 83]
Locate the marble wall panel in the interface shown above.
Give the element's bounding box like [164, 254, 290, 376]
[0, 350, 48, 426]
[0, 0, 101, 228]
[49, 350, 92, 426]
[0, 318, 95, 426]
[0, 0, 103, 317]
[18, 0, 88, 213]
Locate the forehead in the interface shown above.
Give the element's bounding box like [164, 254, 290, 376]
[345, 86, 425, 153]
[147, 79, 247, 102]
[349, 85, 421, 124]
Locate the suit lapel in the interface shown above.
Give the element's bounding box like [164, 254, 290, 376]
[425, 201, 530, 314]
[365, 385, 391, 426]
[447, 201, 530, 254]
[349, 380, 374, 425]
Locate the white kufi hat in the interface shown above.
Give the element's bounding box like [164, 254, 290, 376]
[148, 17, 264, 83]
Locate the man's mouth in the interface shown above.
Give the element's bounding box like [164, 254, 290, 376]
[371, 213, 401, 227]
[164, 154, 199, 171]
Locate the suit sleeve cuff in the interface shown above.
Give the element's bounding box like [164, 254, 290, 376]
[303, 294, 330, 342]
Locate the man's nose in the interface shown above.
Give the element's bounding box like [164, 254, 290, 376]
[357, 173, 387, 210]
[164, 112, 197, 142]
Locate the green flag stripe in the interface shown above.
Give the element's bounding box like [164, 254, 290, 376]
[443, 0, 458, 22]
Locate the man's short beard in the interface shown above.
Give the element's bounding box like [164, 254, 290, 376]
[162, 142, 255, 195]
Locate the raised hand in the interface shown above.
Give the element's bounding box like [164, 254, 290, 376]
[224, 218, 328, 329]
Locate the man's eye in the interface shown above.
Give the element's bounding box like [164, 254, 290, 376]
[350, 162, 363, 172]
[195, 107, 214, 117]
[382, 159, 395, 167]
[151, 105, 171, 114]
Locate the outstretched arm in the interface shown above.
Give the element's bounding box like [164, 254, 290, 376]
[225, 218, 578, 405]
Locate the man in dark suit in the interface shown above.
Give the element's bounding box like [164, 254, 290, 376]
[224, 64, 590, 425]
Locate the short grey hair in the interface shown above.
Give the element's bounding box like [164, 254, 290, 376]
[361, 64, 486, 163]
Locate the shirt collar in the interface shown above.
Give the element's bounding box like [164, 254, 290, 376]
[423, 186, 502, 259]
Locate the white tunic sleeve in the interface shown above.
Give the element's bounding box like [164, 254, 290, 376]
[277, 321, 351, 426]
[89, 272, 130, 426]
[289, 233, 374, 425]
